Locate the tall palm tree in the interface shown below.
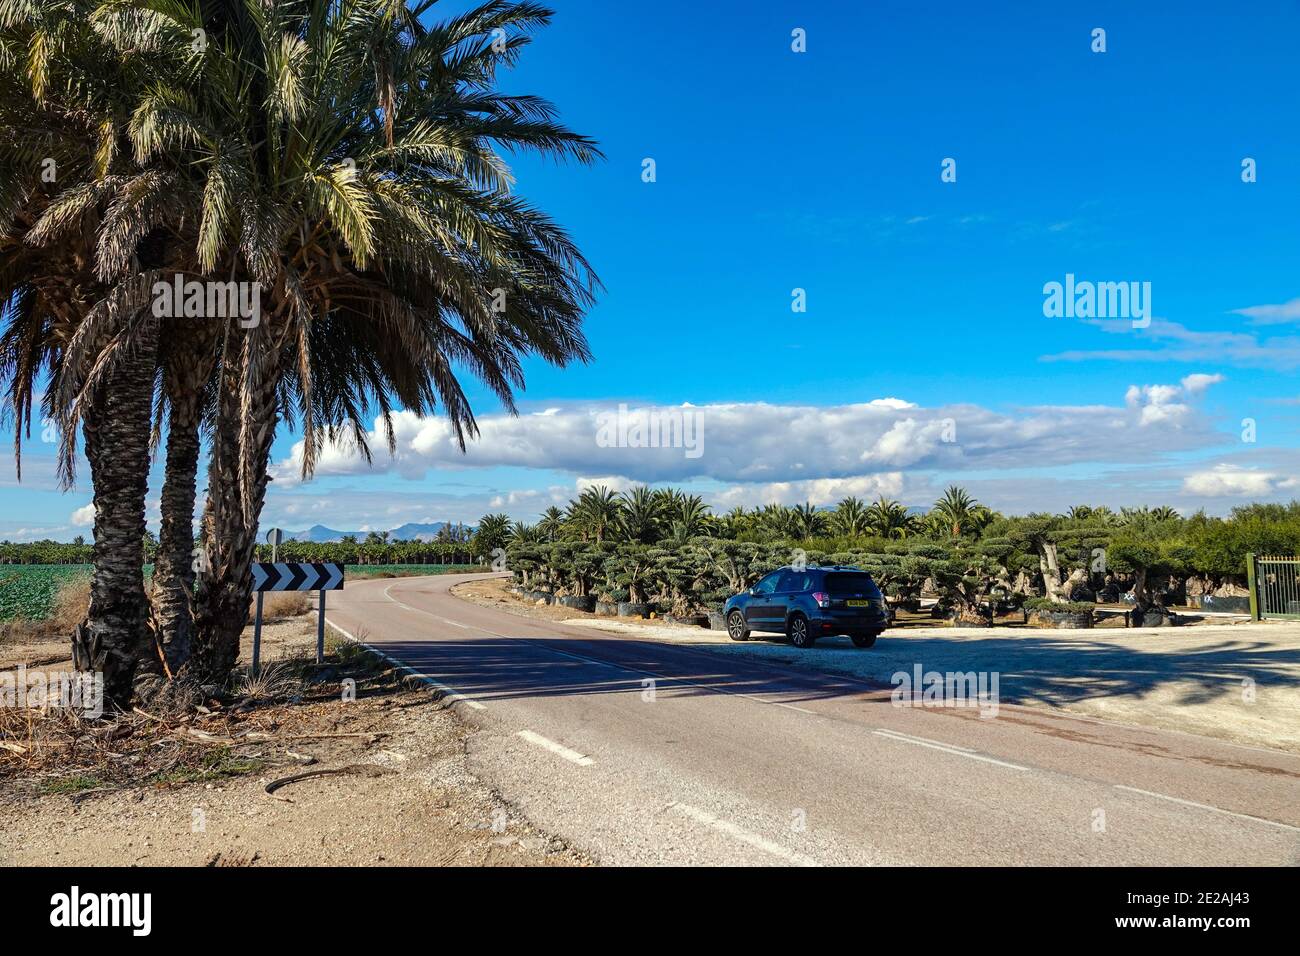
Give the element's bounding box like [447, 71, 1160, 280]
[757, 502, 798, 539]
[473, 512, 512, 553]
[510, 520, 542, 544]
[715, 506, 751, 539]
[667, 492, 710, 540]
[5, 0, 604, 689]
[865, 496, 914, 539]
[791, 501, 828, 539]
[618, 486, 663, 544]
[101, 0, 604, 683]
[150, 326, 220, 667]
[932, 485, 980, 539]
[0, 0, 179, 699]
[537, 505, 565, 542]
[569, 485, 621, 543]
[831, 496, 870, 537]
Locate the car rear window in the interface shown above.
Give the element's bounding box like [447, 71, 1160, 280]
[824, 572, 878, 595]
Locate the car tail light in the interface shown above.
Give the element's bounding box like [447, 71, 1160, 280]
[812, 591, 830, 608]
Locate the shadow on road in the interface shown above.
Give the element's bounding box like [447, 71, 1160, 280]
[366, 635, 874, 705]
[710, 632, 1300, 713]
[368, 628, 1300, 712]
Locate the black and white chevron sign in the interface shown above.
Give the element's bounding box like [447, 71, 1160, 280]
[251, 562, 345, 592]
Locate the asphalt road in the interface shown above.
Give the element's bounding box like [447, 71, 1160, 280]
[326, 573, 1300, 866]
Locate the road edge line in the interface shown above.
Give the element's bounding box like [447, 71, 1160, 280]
[324, 617, 487, 711]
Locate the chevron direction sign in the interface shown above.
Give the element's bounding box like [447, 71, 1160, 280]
[251, 562, 345, 592]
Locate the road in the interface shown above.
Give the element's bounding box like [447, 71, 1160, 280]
[326, 573, 1300, 866]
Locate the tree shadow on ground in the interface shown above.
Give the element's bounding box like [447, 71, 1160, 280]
[711, 631, 1300, 709]
[366, 629, 1300, 712]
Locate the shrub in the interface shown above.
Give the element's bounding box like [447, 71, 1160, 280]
[1024, 597, 1096, 614]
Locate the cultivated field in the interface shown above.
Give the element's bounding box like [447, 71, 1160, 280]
[0, 563, 479, 624]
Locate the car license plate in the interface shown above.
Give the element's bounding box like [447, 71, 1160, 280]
[846, 599, 871, 607]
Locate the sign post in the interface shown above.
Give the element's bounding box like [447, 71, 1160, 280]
[250, 561, 345, 676]
[317, 590, 327, 664]
[251, 529, 285, 676]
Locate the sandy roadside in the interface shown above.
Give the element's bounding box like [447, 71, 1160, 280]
[453, 578, 1300, 754]
[0, 615, 587, 867]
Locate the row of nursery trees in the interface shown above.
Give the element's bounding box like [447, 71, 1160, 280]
[0, 2, 602, 706]
[471, 487, 1300, 623]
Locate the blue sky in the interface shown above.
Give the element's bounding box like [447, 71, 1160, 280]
[5, 0, 1300, 540]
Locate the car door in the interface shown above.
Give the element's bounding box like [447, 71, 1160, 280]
[772, 570, 810, 627]
[745, 572, 782, 629]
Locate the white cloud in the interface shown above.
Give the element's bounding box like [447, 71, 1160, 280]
[711, 473, 908, 510]
[1181, 465, 1300, 497]
[1180, 372, 1224, 395]
[1042, 318, 1300, 370]
[272, 380, 1225, 490]
[1231, 297, 1300, 325]
[70, 504, 95, 526]
[1124, 377, 1209, 426]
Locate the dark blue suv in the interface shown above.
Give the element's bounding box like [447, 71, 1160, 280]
[724, 566, 888, 649]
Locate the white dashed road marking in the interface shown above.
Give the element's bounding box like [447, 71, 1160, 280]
[1114, 785, 1300, 834]
[516, 730, 595, 766]
[667, 802, 818, 866]
[872, 728, 1030, 771]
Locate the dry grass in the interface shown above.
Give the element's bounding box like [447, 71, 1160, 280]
[254, 590, 312, 620]
[231, 659, 307, 701]
[48, 577, 90, 634]
[0, 639, 395, 797]
[0, 577, 89, 645]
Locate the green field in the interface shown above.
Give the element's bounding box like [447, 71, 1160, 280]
[0, 564, 92, 621]
[0, 563, 477, 621]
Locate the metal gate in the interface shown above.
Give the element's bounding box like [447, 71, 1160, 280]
[1248, 554, 1300, 620]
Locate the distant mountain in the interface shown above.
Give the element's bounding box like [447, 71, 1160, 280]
[276, 522, 460, 543]
[389, 522, 455, 541]
[279, 524, 358, 543]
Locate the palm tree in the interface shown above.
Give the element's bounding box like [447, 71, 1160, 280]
[865, 496, 914, 539]
[0, 0, 173, 699]
[6, 0, 604, 690]
[511, 521, 542, 544]
[569, 485, 622, 543]
[1118, 506, 1151, 527]
[791, 502, 828, 539]
[537, 506, 566, 542]
[151, 326, 221, 666]
[667, 493, 710, 540]
[831, 496, 870, 537]
[105, 0, 605, 683]
[716, 507, 751, 539]
[931, 485, 979, 538]
[618, 486, 663, 544]
[473, 513, 512, 555]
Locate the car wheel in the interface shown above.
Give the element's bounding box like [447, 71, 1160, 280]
[787, 614, 814, 649]
[851, 632, 879, 649]
[726, 611, 750, 642]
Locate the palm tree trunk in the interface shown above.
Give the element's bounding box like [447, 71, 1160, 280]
[183, 330, 281, 685]
[151, 328, 218, 669]
[79, 317, 162, 704]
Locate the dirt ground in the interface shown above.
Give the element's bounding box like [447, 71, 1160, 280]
[455, 578, 1300, 755]
[0, 614, 586, 867]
